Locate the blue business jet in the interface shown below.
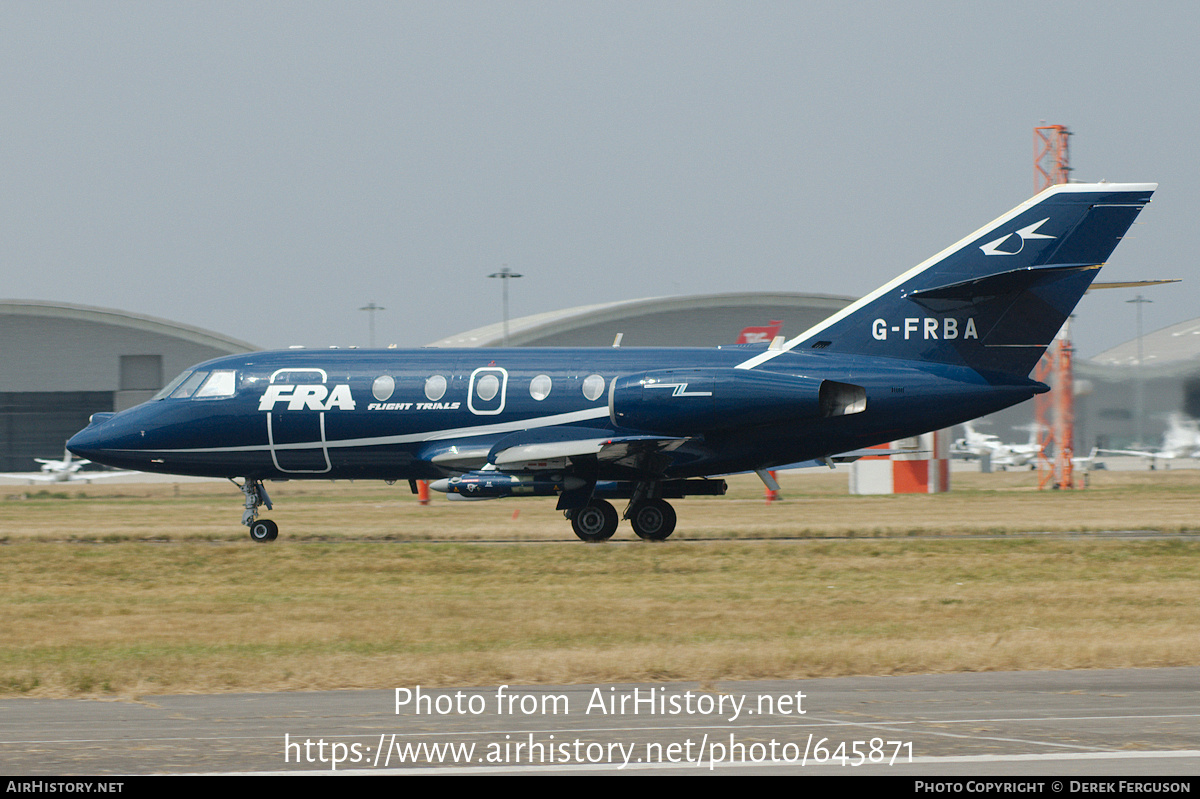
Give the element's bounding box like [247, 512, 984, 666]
[68, 182, 1156, 542]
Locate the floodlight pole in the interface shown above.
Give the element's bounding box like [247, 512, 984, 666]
[488, 266, 523, 345]
[359, 302, 385, 348]
[1127, 294, 1152, 448]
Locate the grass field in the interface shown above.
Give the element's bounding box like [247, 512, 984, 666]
[2, 469, 1198, 697]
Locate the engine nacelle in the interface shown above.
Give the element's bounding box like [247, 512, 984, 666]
[608, 368, 865, 434]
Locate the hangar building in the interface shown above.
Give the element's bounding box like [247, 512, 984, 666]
[0, 300, 255, 471]
[1074, 319, 1200, 451]
[9, 291, 1190, 471]
[960, 318, 1200, 456]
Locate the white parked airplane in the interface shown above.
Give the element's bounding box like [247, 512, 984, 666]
[951, 421, 1041, 470]
[0, 447, 140, 484]
[1097, 413, 1200, 468]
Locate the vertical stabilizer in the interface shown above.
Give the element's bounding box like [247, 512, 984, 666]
[740, 182, 1155, 376]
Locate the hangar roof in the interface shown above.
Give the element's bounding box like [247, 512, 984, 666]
[0, 299, 257, 353]
[1089, 316, 1200, 374]
[428, 292, 853, 348]
[0, 299, 258, 394]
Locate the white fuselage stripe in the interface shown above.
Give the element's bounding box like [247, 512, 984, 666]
[105, 406, 613, 456]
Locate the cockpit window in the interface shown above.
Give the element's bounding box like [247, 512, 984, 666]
[169, 371, 209, 399]
[153, 370, 194, 400]
[193, 370, 237, 399]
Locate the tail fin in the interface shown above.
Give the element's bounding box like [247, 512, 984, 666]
[739, 182, 1156, 377]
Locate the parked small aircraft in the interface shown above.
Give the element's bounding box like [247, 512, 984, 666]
[0, 447, 140, 484]
[67, 182, 1156, 541]
[951, 421, 1041, 470]
[1098, 413, 1200, 468]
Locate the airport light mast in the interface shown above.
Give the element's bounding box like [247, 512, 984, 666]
[1127, 294, 1152, 449]
[488, 266, 523, 345]
[359, 302, 385, 348]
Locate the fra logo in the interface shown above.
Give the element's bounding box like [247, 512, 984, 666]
[258, 384, 356, 411]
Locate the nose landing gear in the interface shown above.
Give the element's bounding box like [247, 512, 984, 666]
[248, 518, 279, 542]
[234, 478, 276, 542]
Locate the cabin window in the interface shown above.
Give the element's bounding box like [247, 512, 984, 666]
[425, 375, 447, 402]
[193, 370, 237, 399]
[582, 374, 605, 401]
[272, 369, 326, 384]
[476, 373, 500, 401]
[372, 375, 395, 402]
[529, 374, 552, 401]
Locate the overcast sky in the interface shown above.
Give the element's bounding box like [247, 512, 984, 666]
[2, 2, 1196, 357]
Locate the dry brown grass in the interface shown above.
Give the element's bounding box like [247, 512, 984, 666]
[4, 468, 1200, 542]
[1, 469, 1198, 697]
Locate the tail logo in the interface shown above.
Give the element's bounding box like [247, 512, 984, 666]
[979, 218, 1055, 256]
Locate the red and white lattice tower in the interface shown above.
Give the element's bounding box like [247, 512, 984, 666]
[1032, 125, 1076, 489]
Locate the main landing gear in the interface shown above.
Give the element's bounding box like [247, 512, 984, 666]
[565, 496, 678, 542]
[235, 478, 277, 542]
[568, 499, 619, 542]
[627, 498, 676, 541]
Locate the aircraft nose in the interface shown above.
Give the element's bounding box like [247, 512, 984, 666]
[66, 423, 108, 461]
[67, 411, 129, 463]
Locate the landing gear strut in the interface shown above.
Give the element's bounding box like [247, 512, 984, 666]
[235, 478, 276, 542]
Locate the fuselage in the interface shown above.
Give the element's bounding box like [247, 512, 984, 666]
[67, 345, 1043, 481]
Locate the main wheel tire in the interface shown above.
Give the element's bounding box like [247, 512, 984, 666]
[629, 499, 676, 541]
[249, 518, 279, 542]
[570, 500, 618, 542]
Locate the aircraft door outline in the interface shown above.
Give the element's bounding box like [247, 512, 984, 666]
[468, 367, 508, 415]
[267, 368, 332, 473]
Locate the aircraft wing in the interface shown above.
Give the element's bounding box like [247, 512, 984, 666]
[425, 444, 494, 471]
[1095, 448, 1164, 459]
[0, 472, 64, 482]
[72, 470, 142, 480]
[487, 427, 687, 471]
[0, 470, 139, 482]
[750, 447, 933, 471]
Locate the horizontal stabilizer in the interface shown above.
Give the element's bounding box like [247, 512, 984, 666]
[902, 264, 1098, 312]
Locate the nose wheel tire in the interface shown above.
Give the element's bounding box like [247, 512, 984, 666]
[249, 519, 279, 542]
[570, 500, 619, 542]
[629, 499, 676, 541]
